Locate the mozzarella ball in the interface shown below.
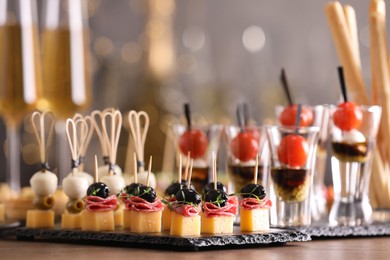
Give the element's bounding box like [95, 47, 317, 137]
[98, 164, 123, 179]
[135, 171, 156, 189]
[62, 175, 89, 200]
[30, 171, 58, 196]
[333, 128, 366, 143]
[100, 175, 126, 195]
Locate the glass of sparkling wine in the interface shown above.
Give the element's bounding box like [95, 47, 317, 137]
[329, 105, 381, 226]
[39, 0, 92, 180]
[0, 0, 42, 192]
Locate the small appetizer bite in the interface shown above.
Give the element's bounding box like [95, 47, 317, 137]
[240, 156, 272, 232]
[121, 156, 163, 233]
[61, 117, 90, 229]
[26, 112, 58, 228]
[169, 160, 202, 236]
[128, 110, 156, 188]
[201, 153, 237, 234]
[81, 157, 117, 231]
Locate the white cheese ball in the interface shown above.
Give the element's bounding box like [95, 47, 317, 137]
[238, 159, 256, 167]
[192, 159, 207, 168]
[100, 175, 126, 195]
[30, 171, 58, 196]
[62, 175, 89, 200]
[98, 164, 123, 179]
[333, 128, 366, 143]
[132, 171, 156, 189]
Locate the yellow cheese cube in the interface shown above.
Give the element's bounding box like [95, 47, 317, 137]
[114, 204, 124, 227]
[0, 203, 4, 221]
[162, 205, 172, 231]
[61, 211, 82, 229]
[240, 208, 269, 232]
[130, 210, 162, 233]
[26, 209, 55, 228]
[170, 212, 200, 236]
[123, 209, 131, 230]
[81, 210, 115, 231]
[201, 213, 234, 234]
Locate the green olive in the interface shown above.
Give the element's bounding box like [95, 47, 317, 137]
[33, 195, 55, 210]
[66, 199, 85, 213]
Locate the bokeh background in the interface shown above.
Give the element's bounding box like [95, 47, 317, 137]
[0, 0, 381, 187]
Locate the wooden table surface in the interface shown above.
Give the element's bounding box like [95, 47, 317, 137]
[1, 237, 390, 260]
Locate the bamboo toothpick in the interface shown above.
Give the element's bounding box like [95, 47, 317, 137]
[188, 159, 194, 188]
[178, 154, 182, 183]
[147, 156, 152, 187]
[128, 111, 150, 173]
[65, 118, 88, 176]
[94, 155, 99, 183]
[133, 152, 138, 183]
[101, 109, 122, 175]
[254, 154, 259, 184]
[184, 151, 190, 181]
[212, 152, 217, 190]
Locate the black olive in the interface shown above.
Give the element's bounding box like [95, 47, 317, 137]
[204, 189, 229, 207]
[240, 183, 266, 199]
[175, 188, 201, 205]
[124, 183, 144, 196]
[202, 182, 226, 199]
[165, 180, 195, 196]
[87, 182, 110, 198]
[138, 185, 157, 203]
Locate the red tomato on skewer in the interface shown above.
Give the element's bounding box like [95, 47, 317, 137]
[230, 130, 259, 162]
[277, 134, 309, 168]
[179, 129, 208, 159]
[333, 102, 363, 131]
[279, 105, 314, 127]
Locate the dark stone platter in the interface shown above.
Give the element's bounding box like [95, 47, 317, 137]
[295, 224, 390, 239]
[14, 226, 310, 251]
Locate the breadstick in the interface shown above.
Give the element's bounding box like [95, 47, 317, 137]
[343, 5, 361, 70]
[325, 2, 369, 104]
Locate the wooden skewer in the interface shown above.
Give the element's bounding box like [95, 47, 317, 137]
[184, 151, 190, 181]
[65, 118, 88, 176]
[128, 111, 150, 173]
[178, 154, 182, 183]
[102, 109, 122, 175]
[94, 155, 99, 183]
[91, 110, 110, 158]
[188, 159, 194, 188]
[253, 154, 259, 184]
[212, 152, 217, 190]
[133, 152, 138, 183]
[325, 2, 369, 105]
[147, 156, 152, 187]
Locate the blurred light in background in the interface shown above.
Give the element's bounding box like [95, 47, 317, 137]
[182, 26, 205, 51]
[242, 26, 266, 53]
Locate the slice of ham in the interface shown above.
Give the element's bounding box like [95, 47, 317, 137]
[120, 193, 163, 212]
[203, 196, 238, 218]
[240, 197, 272, 210]
[85, 194, 117, 212]
[170, 203, 201, 217]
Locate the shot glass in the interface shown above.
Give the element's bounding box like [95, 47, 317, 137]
[267, 125, 320, 227]
[172, 124, 223, 193]
[224, 125, 269, 194]
[328, 105, 381, 226]
[276, 105, 330, 221]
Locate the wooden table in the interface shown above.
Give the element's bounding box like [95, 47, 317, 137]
[1, 237, 390, 259]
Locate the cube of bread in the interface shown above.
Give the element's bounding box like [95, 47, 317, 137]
[130, 210, 162, 233]
[162, 205, 172, 231]
[201, 213, 234, 234]
[170, 212, 200, 236]
[240, 208, 269, 232]
[26, 209, 55, 228]
[81, 210, 115, 231]
[61, 212, 82, 229]
[123, 209, 132, 230]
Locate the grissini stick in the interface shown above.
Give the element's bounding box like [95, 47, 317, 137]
[325, 2, 369, 104]
[343, 5, 361, 70]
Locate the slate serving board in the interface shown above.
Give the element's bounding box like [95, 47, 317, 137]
[15, 227, 310, 251]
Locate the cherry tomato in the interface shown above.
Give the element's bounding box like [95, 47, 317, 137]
[279, 105, 314, 127]
[277, 134, 308, 168]
[230, 131, 259, 162]
[179, 129, 208, 159]
[333, 102, 363, 131]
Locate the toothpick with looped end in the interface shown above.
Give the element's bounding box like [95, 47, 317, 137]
[212, 152, 217, 190]
[133, 152, 138, 183]
[253, 154, 259, 184]
[91, 108, 115, 165]
[73, 113, 94, 172]
[31, 111, 55, 172]
[128, 110, 150, 173]
[66, 118, 89, 176]
[101, 109, 122, 176]
[187, 159, 194, 188]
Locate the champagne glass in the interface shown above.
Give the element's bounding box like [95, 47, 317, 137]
[39, 0, 92, 181]
[0, 0, 42, 192]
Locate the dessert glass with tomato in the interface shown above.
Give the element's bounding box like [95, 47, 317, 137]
[329, 104, 381, 226]
[276, 104, 330, 221]
[267, 125, 320, 227]
[224, 125, 269, 195]
[172, 124, 223, 193]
